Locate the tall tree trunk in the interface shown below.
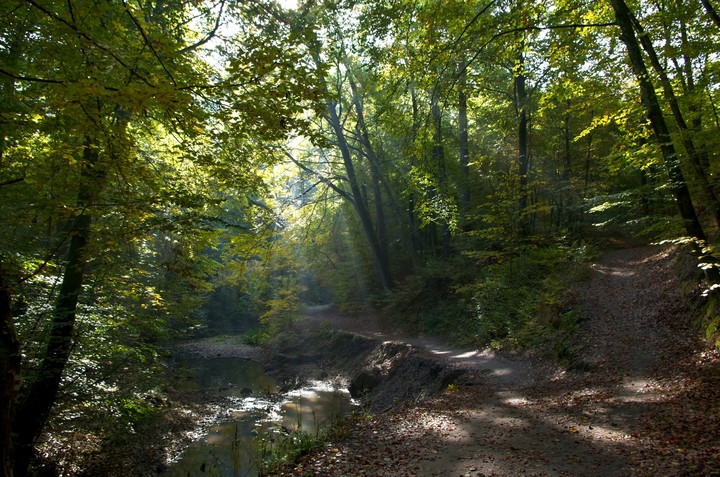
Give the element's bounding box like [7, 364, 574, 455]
[13, 139, 102, 477]
[560, 107, 574, 229]
[458, 60, 471, 232]
[629, 10, 720, 230]
[583, 109, 594, 199]
[0, 26, 24, 476]
[323, 94, 394, 290]
[640, 168, 652, 218]
[677, 8, 712, 175]
[610, 0, 706, 241]
[0, 263, 20, 477]
[515, 53, 531, 236]
[345, 66, 400, 273]
[432, 98, 451, 259]
[561, 110, 571, 183]
[370, 168, 387, 266]
[408, 84, 423, 261]
[307, 47, 394, 289]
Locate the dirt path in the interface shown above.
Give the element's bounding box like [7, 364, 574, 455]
[268, 245, 720, 476]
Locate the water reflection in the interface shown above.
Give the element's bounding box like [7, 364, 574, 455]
[166, 359, 353, 476]
[166, 418, 262, 477]
[280, 384, 352, 433]
[172, 357, 278, 397]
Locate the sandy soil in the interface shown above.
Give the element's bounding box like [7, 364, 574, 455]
[266, 244, 720, 477]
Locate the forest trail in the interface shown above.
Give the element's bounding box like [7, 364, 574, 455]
[270, 244, 720, 476]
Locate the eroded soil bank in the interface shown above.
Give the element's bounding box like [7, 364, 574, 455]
[264, 244, 720, 477]
[262, 314, 474, 414]
[69, 315, 463, 476]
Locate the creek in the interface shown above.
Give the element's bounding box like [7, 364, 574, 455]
[165, 356, 354, 477]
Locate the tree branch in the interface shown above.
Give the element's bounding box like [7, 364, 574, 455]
[178, 0, 226, 54]
[122, 0, 176, 85]
[701, 0, 720, 29]
[0, 68, 62, 85]
[24, 0, 155, 87]
[0, 177, 24, 187]
[284, 151, 354, 204]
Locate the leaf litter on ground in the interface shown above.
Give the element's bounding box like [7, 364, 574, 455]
[266, 244, 720, 477]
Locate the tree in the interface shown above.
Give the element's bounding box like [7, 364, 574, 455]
[609, 0, 707, 241]
[0, 263, 19, 477]
[315, 66, 396, 290]
[458, 59, 471, 231]
[0, 1, 318, 474]
[628, 5, 720, 232]
[0, 0, 209, 470]
[12, 136, 106, 475]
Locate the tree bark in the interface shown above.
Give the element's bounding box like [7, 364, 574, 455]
[13, 139, 102, 477]
[431, 98, 451, 259]
[610, 0, 706, 241]
[0, 263, 20, 477]
[515, 53, 531, 236]
[458, 60, 471, 231]
[629, 10, 720, 230]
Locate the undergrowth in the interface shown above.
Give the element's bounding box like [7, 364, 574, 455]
[383, 239, 595, 360]
[256, 398, 358, 476]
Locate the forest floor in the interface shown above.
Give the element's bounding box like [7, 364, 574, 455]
[265, 244, 720, 477]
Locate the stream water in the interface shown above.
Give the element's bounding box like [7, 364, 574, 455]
[166, 356, 354, 477]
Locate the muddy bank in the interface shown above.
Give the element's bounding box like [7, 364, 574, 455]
[63, 319, 469, 477]
[264, 245, 720, 477]
[263, 321, 468, 413]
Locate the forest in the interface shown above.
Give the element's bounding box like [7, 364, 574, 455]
[2, 0, 720, 476]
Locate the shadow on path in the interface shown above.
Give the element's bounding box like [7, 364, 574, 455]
[281, 245, 711, 476]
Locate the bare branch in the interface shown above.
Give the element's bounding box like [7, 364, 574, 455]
[178, 0, 226, 54]
[0, 177, 24, 187]
[284, 151, 353, 204]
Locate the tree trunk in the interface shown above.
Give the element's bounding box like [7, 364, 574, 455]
[583, 109, 594, 198]
[610, 0, 706, 241]
[323, 95, 394, 290]
[407, 84, 423, 261]
[677, 8, 713, 179]
[0, 27, 24, 477]
[515, 53, 531, 236]
[13, 139, 101, 477]
[0, 264, 20, 477]
[345, 66, 399, 273]
[560, 107, 575, 229]
[561, 110, 571, 183]
[629, 10, 720, 230]
[431, 98, 451, 259]
[458, 60, 471, 231]
[640, 168, 652, 218]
